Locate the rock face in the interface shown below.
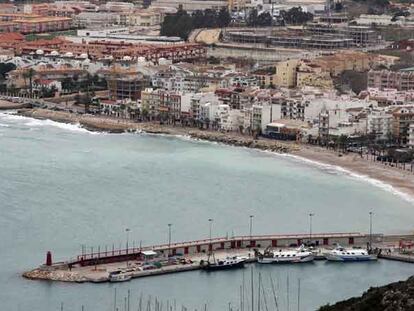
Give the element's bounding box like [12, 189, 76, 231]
[318, 276, 414, 311]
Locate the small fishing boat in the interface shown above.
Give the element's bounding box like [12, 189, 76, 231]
[108, 270, 132, 282]
[324, 246, 377, 262]
[200, 255, 246, 271]
[256, 245, 314, 264]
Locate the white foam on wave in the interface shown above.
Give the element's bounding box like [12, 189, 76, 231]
[146, 131, 414, 204]
[0, 112, 100, 134]
[275, 152, 414, 204]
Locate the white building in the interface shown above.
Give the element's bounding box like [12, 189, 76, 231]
[409, 123, 414, 148]
[367, 110, 393, 140]
[354, 14, 395, 26]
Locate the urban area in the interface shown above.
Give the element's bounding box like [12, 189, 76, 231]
[0, 0, 414, 157]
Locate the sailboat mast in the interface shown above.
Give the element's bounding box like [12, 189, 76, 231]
[251, 266, 254, 311]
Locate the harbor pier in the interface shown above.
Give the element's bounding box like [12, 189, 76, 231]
[23, 232, 414, 283]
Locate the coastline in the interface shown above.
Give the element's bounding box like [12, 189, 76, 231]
[14, 108, 414, 201]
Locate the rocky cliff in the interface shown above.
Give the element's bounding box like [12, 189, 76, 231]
[318, 276, 414, 311]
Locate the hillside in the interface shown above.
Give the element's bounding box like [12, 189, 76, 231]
[318, 276, 414, 311]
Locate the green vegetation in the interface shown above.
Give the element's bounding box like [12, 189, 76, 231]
[0, 63, 16, 93]
[334, 70, 368, 94]
[247, 9, 273, 27]
[0, 63, 16, 80]
[25, 30, 77, 41]
[160, 8, 231, 40]
[280, 7, 314, 25]
[62, 74, 107, 93]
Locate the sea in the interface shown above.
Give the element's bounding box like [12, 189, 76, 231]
[1, 111, 414, 311]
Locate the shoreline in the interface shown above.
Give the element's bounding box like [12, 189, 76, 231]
[13, 108, 414, 201]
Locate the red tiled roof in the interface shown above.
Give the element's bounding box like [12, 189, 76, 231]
[0, 32, 24, 42]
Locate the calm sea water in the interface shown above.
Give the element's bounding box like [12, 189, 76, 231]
[1, 112, 414, 311]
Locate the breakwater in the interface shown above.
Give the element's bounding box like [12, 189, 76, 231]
[23, 232, 413, 283]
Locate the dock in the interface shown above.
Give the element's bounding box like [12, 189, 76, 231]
[23, 232, 414, 283]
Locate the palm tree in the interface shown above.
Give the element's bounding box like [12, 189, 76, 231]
[24, 68, 36, 98]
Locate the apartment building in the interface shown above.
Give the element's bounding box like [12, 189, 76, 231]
[102, 67, 151, 101]
[392, 106, 414, 146]
[367, 110, 393, 140]
[368, 70, 414, 91]
[409, 123, 414, 148]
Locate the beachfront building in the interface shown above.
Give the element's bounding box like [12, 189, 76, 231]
[392, 106, 414, 146]
[367, 110, 393, 140]
[101, 67, 151, 101]
[409, 123, 414, 149]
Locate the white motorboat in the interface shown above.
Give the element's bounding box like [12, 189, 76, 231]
[108, 270, 132, 282]
[256, 245, 314, 264]
[324, 246, 377, 262]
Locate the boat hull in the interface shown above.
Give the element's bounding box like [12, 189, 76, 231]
[257, 255, 314, 264]
[201, 261, 245, 271]
[109, 276, 132, 282]
[325, 254, 377, 262]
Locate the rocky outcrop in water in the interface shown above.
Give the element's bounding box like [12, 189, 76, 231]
[23, 268, 88, 283]
[318, 276, 414, 311]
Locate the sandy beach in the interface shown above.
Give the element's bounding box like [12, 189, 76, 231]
[16, 108, 414, 200]
[294, 146, 414, 200]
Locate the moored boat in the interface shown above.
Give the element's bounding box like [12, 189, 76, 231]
[108, 270, 133, 282]
[324, 246, 377, 262]
[256, 245, 314, 264]
[200, 256, 246, 271]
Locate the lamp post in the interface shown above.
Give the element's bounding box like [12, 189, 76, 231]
[168, 223, 172, 257]
[309, 213, 314, 243]
[125, 228, 130, 268]
[125, 228, 130, 254]
[369, 211, 373, 249]
[249, 215, 254, 250]
[208, 218, 213, 242]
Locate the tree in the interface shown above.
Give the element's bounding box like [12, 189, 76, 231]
[280, 7, 313, 25]
[247, 9, 259, 26]
[257, 12, 273, 26]
[22, 68, 36, 98]
[217, 8, 231, 28]
[160, 9, 193, 39]
[0, 63, 16, 80]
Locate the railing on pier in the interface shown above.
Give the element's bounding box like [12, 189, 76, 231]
[71, 232, 383, 265]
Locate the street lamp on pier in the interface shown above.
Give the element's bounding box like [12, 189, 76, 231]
[309, 213, 315, 242]
[168, 223, 172, 257]
[125, 228, 130, 254]
[249, 215, 254, 250]
[369, 211, 373, 249]
[208, 219, 213, 241]
[208, 218, 213, 255]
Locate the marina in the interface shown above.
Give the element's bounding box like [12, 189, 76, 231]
[24, 232, 414, 283]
